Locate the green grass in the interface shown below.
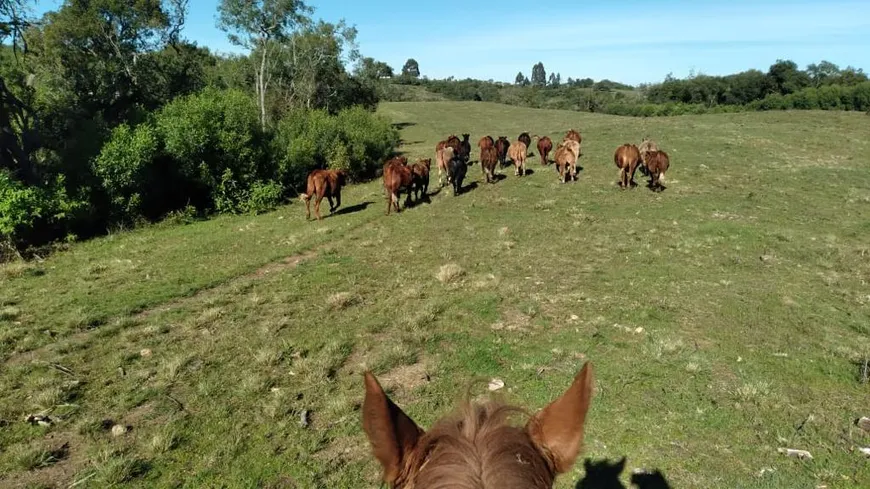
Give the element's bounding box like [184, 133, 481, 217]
[2, 102, 870, 488]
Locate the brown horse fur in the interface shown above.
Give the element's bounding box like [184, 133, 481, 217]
[534, 135, 553, 166]
[495, 137, 510, 168]
[436, 146, 455, 187]
[478, 135, 494, 150]
[446, 135, 462, 154]
[565, 129, 582, 145]
[644, 150, 670, 191]
[362, 362, 595, 489]
[411, 158, 432, 200]
[383, 160, 415, 215]
[300, 169, 347, 220]
[518, 132, 532, 153]
[638, 137, 659, 173]
[386, 155, 409, 167]
[554, 144, 578, 183]
[614, 144, 642, 189]
[508, 141, 528, 176]
[480, 146, 498, 183]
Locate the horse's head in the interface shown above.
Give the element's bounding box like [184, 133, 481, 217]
[362, 363, 594, 488]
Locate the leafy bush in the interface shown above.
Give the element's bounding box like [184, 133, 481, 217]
[852, 82, 870, 111]
[92, 123, 161, 219]
[245, 180, 284, 214]
[0, 172, 80, 251]
[156, 88, 267, 211]
[817, 85, 843, 110]
[273, 106, 398, 189]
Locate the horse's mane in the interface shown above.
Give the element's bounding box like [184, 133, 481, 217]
[398, 400, 556, 488]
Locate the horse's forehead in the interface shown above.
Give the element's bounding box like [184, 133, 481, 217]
[410, 425, 553, 489]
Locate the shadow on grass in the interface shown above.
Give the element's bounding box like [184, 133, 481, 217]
[574, 458, 672, 489]
[333, 201, 373, 216]
[392, 122, 417, 129]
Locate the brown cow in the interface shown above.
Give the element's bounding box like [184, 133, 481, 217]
[644, 150, 670, 191]
[535, 135, 553, 165]
[565, 129, 582, 144]
[411, 158, 431, 200]
[554, 143, 578, 183]
[383, 160, 415, 215]
[436, 146, 455, 187]
[614, 144, 642, 189]
[480, 146, 498, 183]
[362, 362, 594, 489]
[385, 155, 408, 167]
[518, 132, 532, 154]
[508, 141, 528, 176]
[478, 135, 494, 150]
[495, 137, 510, 168]
[300, 169, 347, 221]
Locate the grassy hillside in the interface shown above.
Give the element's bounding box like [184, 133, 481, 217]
[2, 102, 869, 488]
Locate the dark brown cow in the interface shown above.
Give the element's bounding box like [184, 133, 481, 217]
[495, 136, 510, 168]
[535, 135, 553, 165]
[300, 169, 347, 220]
[644, 150, 670, 191]
[478, 135, 494, 150]
[411, 158, 431, 200]
[614, 144, 642, 189]
[446, 135, 462, 154]
[565, 129, 582, 144]
[480, 146, 498, 183]
[518, 132, 532, 153]
[383, 160, 415, 215]
[363, 362, 595, 489]
[459, 133, 472, 163]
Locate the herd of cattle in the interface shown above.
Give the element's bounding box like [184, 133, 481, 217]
[300, 130, 671, 220]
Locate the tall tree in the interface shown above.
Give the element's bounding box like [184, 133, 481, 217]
[1, 0, 34, 182]
[531, 62, 546, 86]
[356, 57, 393, 79]
[273, 19, 360, 112]
[515, 71, 525, 85]
[217, 0, 312, 129]
[806, 60, 840, 86]
[767, 59, 810, 95]
[401, 58, 419, 78]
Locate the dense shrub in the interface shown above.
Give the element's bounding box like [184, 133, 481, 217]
[156, 88, 267, 210]
[817, 85, 843, 110]
[92, 123, 161, 219]
[0, 171, 81, 251]
[273, 106, 399, 189]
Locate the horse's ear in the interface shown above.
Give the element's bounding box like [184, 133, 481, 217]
[363, 371, 424, 484]
[527, 362, 594, 474]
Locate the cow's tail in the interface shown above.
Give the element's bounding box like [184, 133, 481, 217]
[299, 176, 315, 202]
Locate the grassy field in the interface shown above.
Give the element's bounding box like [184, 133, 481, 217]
[2, 101, 869, 488]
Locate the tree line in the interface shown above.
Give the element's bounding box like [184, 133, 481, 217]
[377, 58, 870, 116]
[0, 0, 400, 257]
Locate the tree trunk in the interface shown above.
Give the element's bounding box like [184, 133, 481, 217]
[257, 46, 269, 130]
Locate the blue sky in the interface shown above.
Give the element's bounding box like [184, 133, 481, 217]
[33, 0, 870, 85]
